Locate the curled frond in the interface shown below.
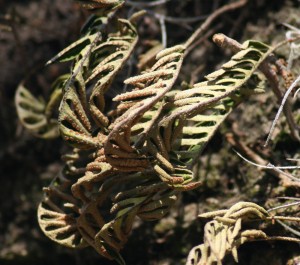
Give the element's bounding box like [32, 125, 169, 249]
[187, 201, 300, 265]
[87, 18, 139, 127]
[59, 73, 99, 149]
[140, 41, 271, 189]
[58, 18, 138, 148]
[105, 44, 185, 171]
[38, 149, 92, 249]
[15, 82, 61, 139]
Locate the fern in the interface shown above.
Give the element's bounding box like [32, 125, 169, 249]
[106, 44, 186, 171]
[15, 75, 68, 139]
[160, 40, 270, 166]
[15, 2, 284, 264]
[38, 149, 92, 248]
[58, 18, 138, 148]
[110, 40, 270, 190]
[186, 202, 300, 265]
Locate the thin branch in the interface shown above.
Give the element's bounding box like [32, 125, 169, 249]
[261, 236, 300, 243]
[277, 196, 300, 201]
[158, 16, 167, 48]
[276, 219, 300, 237]
[130, 1, 243, 51]
[184, 0, 247, 53]
[145, 10, 207, 25]
[282, 23, 300, 32]
[227, 132, 300, 185]
[267, 216, 300, 224]
[267, 201, 300, 212]
[264, 73, 300, 146]
[234, 150, 300, 171]
[126, 0, 170, 7]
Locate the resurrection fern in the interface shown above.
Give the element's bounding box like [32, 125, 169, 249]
[15, 75, 68, 139]
[15, 2, 299, 265]
[186, 202, 300, 265]
[106, 44, 186, 172]
[37, 149, 92, 249]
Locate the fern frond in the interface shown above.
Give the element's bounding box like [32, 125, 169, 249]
[94, 174, 177, 256]
[58, 18, 138, 148]
[46, 33, 100, 65]
[59, 73, 98, 149]
[105, 44, 185, 171]
[76, 172, 147, 258]
[38, 149, 92, 248]
[186, 202, 270, 265]
[162, 40, 270, 124]
[32, 2, 282, 261]
[87, 18, 138, 127]
[187, 202, 300, 264]
[144, 41, 270, 188]
[15, 81, 62, 139]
